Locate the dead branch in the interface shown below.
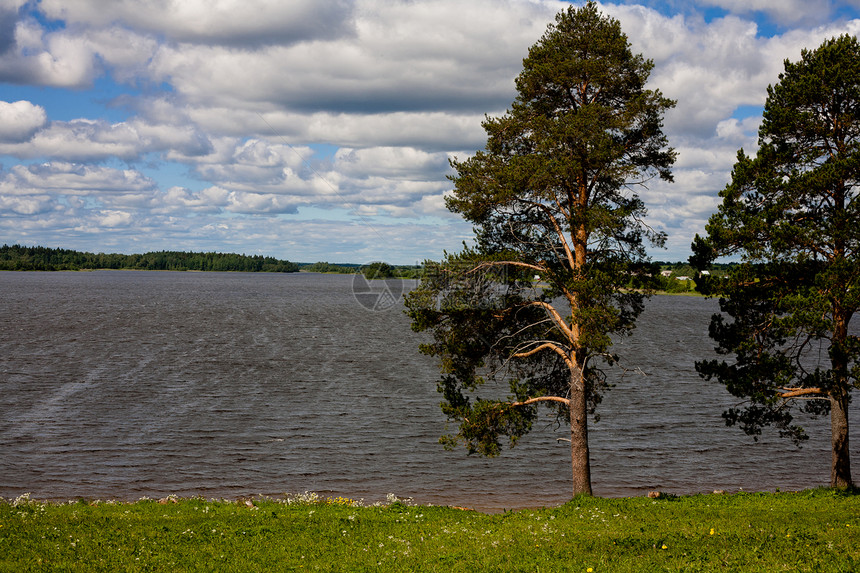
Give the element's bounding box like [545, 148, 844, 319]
[527, 300, 575, 342]
[512, 341, 575, 369]
[518, 198, 577, 270]
[468, 260, 545, 274]
[510, 396, 571, 407]
[778, 387, 827, 399]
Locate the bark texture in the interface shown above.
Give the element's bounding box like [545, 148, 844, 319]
[569, 366, 592, 496]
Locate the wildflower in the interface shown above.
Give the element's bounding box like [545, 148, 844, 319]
[709, 528, 715, 535]
[661, 544, 668, 550]
[587, 568, 594, 572]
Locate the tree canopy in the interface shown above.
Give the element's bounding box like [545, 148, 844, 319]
[693, 34, 860, 489]
[405, 2, 675, 496]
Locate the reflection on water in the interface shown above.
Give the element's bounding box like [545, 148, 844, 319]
[0, 271, 856, 511]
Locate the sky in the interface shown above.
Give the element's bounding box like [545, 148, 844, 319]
[1, 1, 859, 264]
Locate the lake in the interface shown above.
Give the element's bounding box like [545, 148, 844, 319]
[0, 270, 856, 511]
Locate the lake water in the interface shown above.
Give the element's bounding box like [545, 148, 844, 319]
[1, 270, 857, 511]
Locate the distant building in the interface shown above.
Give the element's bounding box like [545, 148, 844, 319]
[660, 270, 673, 277]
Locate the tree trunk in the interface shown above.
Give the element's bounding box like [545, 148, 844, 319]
[830, 308, 853, 489]
[830, 388, 853, 489]
[569, 365, 593, 496]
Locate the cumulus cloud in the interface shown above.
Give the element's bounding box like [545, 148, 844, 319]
[3, 0, 860, 262]
[0, 162, 156, 196]
[144, 0, 554, 115]
[224, 192, 300, 214]
[0, 100, 46, 142]
[0, 193, 54, 215]
[37, 0, 356, 46]
[162, 185, 229, 213]
[185, 107, 488, 150]
[596, 2, 860, 254]
[81, 26, 160, 82]
[0, 20, 100, 87]
[607, 6, 782, 135]
[334, 147, 451, 178]
[0, 117, 212, 161]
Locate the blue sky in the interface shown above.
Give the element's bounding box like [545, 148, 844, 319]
[1, 1, 859, 264]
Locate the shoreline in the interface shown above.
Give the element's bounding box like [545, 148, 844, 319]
[0, 485, 827, 514]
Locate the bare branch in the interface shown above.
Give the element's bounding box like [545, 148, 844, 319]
[778, 387, 827, 399]
[512, 341, 574, 369]
[527, 300, 575, 342]
[511, 396, 571, 407]
[469, 260, 546, 274]
[517, 198, 577, 269]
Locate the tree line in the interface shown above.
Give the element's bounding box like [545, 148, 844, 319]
[406, 2, 859, 498]
[0, 244, 300, 273]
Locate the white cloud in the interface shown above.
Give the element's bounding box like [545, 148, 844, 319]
[2, 120, 145, 160]
[185, 107, 488, 150]
[0, 193, 54, 215]
[714, 116, 760, 146]
[0, 118, 212, 161]
[80, 26, 160, 82]
[3, 0, 860, 262]
[0, 162, 155, 196]
[0, 20, 99, 87]
[334, 147, 451, 178]
[162, 185, 229, 213]
[609, 5, 860, 136]
[37, 0, 356, 46]
[163, 138, 455, 216]
[0, 100, 46, 142]
[144, 0, 555, 115]
[224, 191, 300, 214]
[97, 209, 133, 227]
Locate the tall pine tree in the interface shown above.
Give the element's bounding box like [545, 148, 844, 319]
[694, 35, 860, 489]
[406, 2, 675, 496]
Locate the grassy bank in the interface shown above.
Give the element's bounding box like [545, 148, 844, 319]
[2, 489, 858, 572]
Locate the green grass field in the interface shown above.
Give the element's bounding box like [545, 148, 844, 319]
[2, 489, 858, 572]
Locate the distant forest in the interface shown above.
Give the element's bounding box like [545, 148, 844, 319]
[0, 244, 300, 272]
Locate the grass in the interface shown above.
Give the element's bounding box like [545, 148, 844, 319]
[2, 489, 859, 572]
